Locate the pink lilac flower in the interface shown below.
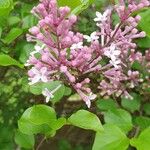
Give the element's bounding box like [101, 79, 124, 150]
[28, 67, 49, 85]
[84, 32, 99, 42]
[94, 10, 110, 22]
[26, 0, 150, 107]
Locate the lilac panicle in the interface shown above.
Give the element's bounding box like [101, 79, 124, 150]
[26, 0, 150, 107]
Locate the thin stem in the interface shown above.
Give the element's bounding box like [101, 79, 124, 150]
[36, 137, 45, 150]
[134, 126, 140, 137]
[104, 21, 123, 47]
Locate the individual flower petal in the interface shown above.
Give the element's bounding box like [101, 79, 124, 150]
[84, 32, 99, 42]
[94, 10, 109, 22]
[42, 88, 54, 103]
[70, 42, 83, 50]
[42, 85, 62, 103]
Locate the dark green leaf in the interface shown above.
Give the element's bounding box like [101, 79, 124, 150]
[143, 103, 150, 115]
[136, 36, 150, 48]
[96, 98, 118, 111]
[121, 93, 141, 113]
[133, 116, 150, 131]
[15, 130, 35, 149]
[2, 28, 23, 44]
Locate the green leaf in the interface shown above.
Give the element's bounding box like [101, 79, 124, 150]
[138, 9, 150, 37]
[7, 16, 21, 26]
[29, 105, 56, 125]
[58, 0, 94, 15]
[0, 126, 14, 150]
[131, 61, 143, 71]
[22, 15, 38, 29]
[143, 103, 150, 115]
[18, 118, 52, 135]
[58, 0, 81, 11]
[68, 110, 103, 132]
[136, 36, 150, 48]
[18, 43, 34, 63]
[104, 109, 133, 133]
[0, 0, 13, 16]
[92, 124, 130, 150]
[18, 105, 56, 135]
[2, 28, 23, 44]
[121, 93, 141, 113]
[0, 54, 24, 68]
[72, 0, 95, 15]
[130, 127, 150, 150]
[18, 105, 65, 136]
[96, 98, 118, 111]
[15, 130, 35, 149]
[133, 116, 150, 131]
[64, 86, 72, 96]
[51, 118, 66, 131]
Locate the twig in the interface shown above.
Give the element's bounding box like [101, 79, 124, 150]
[36, 137, 45, 150]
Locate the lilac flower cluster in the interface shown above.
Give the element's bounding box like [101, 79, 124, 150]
[26, 0, 150, 108]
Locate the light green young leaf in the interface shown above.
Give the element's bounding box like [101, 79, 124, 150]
[104, 109, 133, 133]
[30, 105, 56, 125]
[15, 130, 35, 149]
[92, 124, 130, 150]
[18, 107, 53, 135]
[51, 118, 66, 131]
[29, 105, 56, 125]
[2, 28, 23, 44]
[58, 0, 81, 10]
[18, 105, 65, 136]
[68, 110, 103, 132]
[0, 54, 24, 68]
[130, 127, 150, 150]
[58, 0, 94, 15]
[0, 0, 13, 16]
[138, 9, 150, 37]
[18, 118, 53, 135]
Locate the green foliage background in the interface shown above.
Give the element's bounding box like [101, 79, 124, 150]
[0, 0, 150, 150]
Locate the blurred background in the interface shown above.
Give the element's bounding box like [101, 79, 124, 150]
[0, 0, 109, 149]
